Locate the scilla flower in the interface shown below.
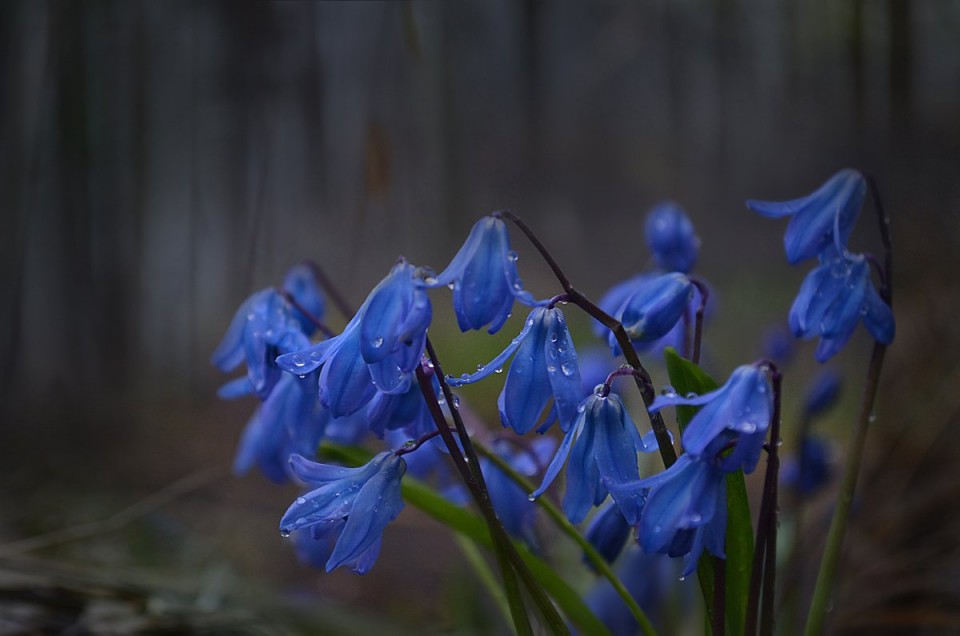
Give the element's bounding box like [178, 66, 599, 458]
[212, 288, 311, 401]
[430, 215, 536, 334]
[607, 454, 727, 576]
[282, 264, 326, 335]
[448, 306, 584, 435]
[597, 273, 693, 349]
[650, 364, 773, 475]
[789, 247, 894, 362]
[747, 169, 866, 264]
[483, 438, 555, 545]
[532, 389, 659, 523]
[233, 373, 326, 483]
[277, 261, 432, 417]
[281, 451, 406, 574]
[584, 501, 632, 566]
[645, 202, 700, 274]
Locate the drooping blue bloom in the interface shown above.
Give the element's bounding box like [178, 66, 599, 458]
[802, 369, 842, 417]
[232, 373, 326, 483]
[645, 202, 700, 274]
[584, 501, 631, 567]
[448, 306, 584, 435]
[781, 437, 833, 496]
[366, 371, 440, 442]
[650, 365, 773, 475]
[595, 273, 693, 351]
[578, 348, 620, 397]
[282, 264, 326, 335]
[211, 288, 311, 401]
[430, 216, 536, 334]
[280, 451, 406, 574]
[532, 390, 659, 523]
[585, 548, 679, 635]
[276, 261, 433, 417]
[607, 454, 727, 576]
[747, 169, 867, 264]
[788, 247, 894, 362]
[482, 437, 555, 545]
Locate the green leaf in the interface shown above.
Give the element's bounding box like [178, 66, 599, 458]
[321, 444, 609, 635]
[663, 347, 755, 636]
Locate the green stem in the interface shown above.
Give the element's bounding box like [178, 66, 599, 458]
[803, 343, 887, 635]
[475, 443, 658, 636]
[454, 534, 514, 630]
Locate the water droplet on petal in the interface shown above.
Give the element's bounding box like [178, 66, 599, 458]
[660, 386, 676, 397]
[494, 367, 503, 374]
[371, 336, 384, 349]
[685, 392, 697, 399]
[291, 354, 306, 368]
[280, 530, 291, 538]
[507, 250, 519, 262]
[561, 362, 575, 377]
[296, 497, 306, 505]
[476, 363, 485, 371]
[546, 364, 557, 373]
[527, 494, 537, 502]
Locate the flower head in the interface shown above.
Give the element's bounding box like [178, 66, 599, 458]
[532, 390, 658, 523]
[233, 373, 326, 483]
[608, 454, 727, 576]
[789, 248, 894, 362]
[431, 216, 536, 334]
[651, 365, 773, 474]
[747, 169, 866, 264]
[211, 288, 311, 401]
[448, 306, 584, 435]
[280, 451, 406, 574]
[282, 264, 326, 335]
[276, 261, 433, 417]
[645, 202, 700, 274]
[584, 502, 631, 567]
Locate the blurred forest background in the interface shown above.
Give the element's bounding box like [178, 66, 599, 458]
[2, 1, 959, 634]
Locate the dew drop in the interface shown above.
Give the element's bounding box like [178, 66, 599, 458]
[447, 282, 456, 290]
[291, 354, 306, 368]
[678, 576, 686, 582]
[513, 279, 524, 291]
[660, 386, 676, 397]
[527, 494, 537, 502]
[561, 362, 575, 377]
[507, 250, 519, 262]
[461, 372, 470, 381]
[451, 395, 461, 408]
[476, 363, 485, 371]
[494, 367, 503, 374]
[685, 392, 698, 399]
[298, 374, 306, 379]
[280, 530, 291, 538]
[546, 364, 557, 373]
[437, 396, 445, 405]
[296, 497, 306, 505]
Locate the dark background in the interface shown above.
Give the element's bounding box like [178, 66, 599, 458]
[2, 1, 959, 633]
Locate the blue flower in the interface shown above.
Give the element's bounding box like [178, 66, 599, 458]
[596, 273, 693, 349]
[282, 264, 326, 335]
[276, 261, 432, 417]
[802, 369, 842, 417]
[365, 372, 439, 441]
[607, 454, 727, 576]
[747, 169, 866, 264]
[233, 373, 326, 483]
[789, 248, 895, 362]
[645, 202, 700, 274]
[532, 391, 659, 523]
[280, 451, 406, 574]
[585, 549, 679, 634]
[211, 288, 311, 401]
[431, 216, 536, 334]
[651, 365, 773, 475]
[482, 438, 555, 545]
[584, 502, 631, 567]
[448, 307, 585, 435]
[781, 437, 833, 496]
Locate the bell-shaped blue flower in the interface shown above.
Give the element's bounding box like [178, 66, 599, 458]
[211, 288, 311, 401]
[651, 365, 773, 475]
[282, 264, 326, 335]
[645, 202, 700, 274]
[276, 261, 433, 417]
[233, 373, 326, 483]
[789, 248, 895, 362]
[532, 390, 659, 523]
[747, 169, 866, 264]
[365, 372, 438, 441]
[431, 216, 536, 334]
[448, 306, 584, 435]
[482, 437, 555, 545]
[584, 501, 631, 567]
[595, 273, 692, 351]
[280, 451, 406, 574]
[607, 454, 727, 576]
